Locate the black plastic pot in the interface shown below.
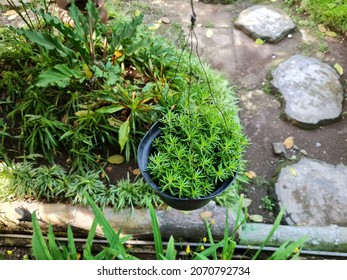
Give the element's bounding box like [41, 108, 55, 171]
[137, 121, 238, 211]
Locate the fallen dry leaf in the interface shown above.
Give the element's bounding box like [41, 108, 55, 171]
[334, 63, 344, 75]
[200, 211, 213, 220]
[132, 168, 141, 175]
[249, 214, 264, 223]
[107, 154, 125, 164]
[325, 31, 337, 37]
[283, 136, 294, 149]
[245, 170, 256, 179]
[318, 24, 326, 33]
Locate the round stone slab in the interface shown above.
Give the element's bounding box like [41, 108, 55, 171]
[272, 55, 343, 128]
[275, 158, 347, 227]
[234, 5, 296, 43]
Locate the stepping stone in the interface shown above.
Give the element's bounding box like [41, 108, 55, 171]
[234, 5, 296, 43]
[272, 55, 344, 128]
[275, 158, 347, 227]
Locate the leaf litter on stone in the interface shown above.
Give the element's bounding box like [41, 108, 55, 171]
[289, 167, 297, 177]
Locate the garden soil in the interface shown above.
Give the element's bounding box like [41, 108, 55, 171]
[0, 0, 347, 259]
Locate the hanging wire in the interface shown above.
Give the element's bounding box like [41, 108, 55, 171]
[188, 0, 228, 129]
[171, 0, 228, 129]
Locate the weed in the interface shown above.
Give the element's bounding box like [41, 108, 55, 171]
[262, 195, 276, 211]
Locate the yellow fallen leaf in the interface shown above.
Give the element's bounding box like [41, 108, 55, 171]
[283, 136, 294, 149]
[132, 168, 141, 175]
[289, 167, 297, 177]
[325, 31, 337, 37]
[200, 211, 213, 220]
[255, 38, 265, 45]
[107, 154, 125, 164]
[318, 24, 326, 33]
[334, 63, 344, 75]
[206, 29, 213, 38]
[245, 171, 256, 179]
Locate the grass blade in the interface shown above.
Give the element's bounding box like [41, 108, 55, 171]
[47, 225, 64, 260]
[252, 208, 285, 260]
[31, 211, 53, 260]
[148, 201, 164, 260]
[67, 224, 77, 260]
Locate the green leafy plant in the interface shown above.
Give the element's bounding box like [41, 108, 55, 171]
[146, 106, 248, 199]
[262, 195, 275, 211]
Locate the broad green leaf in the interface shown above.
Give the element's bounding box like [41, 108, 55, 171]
[334, 63, 344, 75]
[97, 105, 124, 114]
[118, 118, 130, 152]
[18, 29, 72, 57]
[37, 64, 82, 88]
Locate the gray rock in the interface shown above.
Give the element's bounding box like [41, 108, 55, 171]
[272, 55, 344, 128]
[275, 158, 347, 226]
[234, 5, 296, 43]
[272, 142, 287, 157]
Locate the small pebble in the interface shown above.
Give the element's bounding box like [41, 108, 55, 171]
[316, 142, 322, 147]
[287, 34, 293, 39]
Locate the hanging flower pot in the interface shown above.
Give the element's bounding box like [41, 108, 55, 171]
[137, 108, 246, 211]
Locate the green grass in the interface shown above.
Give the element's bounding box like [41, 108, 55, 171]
[299, 0, 347, 32]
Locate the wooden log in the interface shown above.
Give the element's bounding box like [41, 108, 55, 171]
[0, 200, 237, 241]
